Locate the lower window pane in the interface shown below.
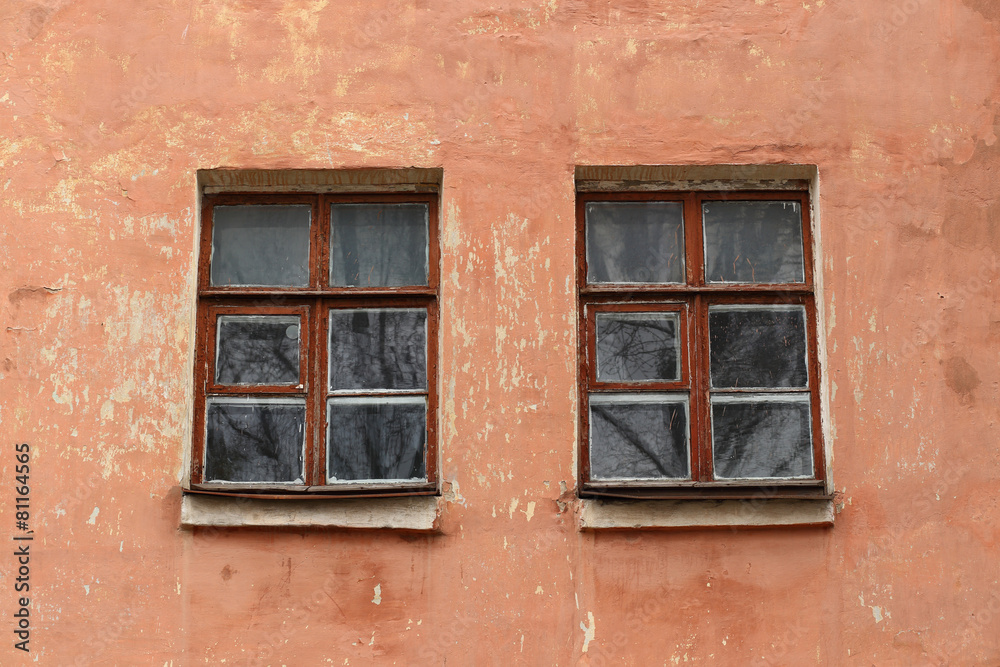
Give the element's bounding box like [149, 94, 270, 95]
[204, 399, 305, 483]
[711, 395, 813, 479]
[589, 394, 689, 480]
[327, 398, 427, 482]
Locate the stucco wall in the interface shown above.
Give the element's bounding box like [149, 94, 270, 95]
[1, 0, 999, 664]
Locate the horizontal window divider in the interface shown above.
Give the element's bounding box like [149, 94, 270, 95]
[581, 285, 814, 295]
[198, 288, 437, 298]
[590, 383, 690, 392]
[326, 393, 428, 401]
[205, 394, 307, 403]
[709, 387, 812, 394]
[207, 386, 307, 394]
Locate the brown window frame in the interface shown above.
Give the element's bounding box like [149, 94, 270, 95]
[577, 190, 826, 500]
[190, 192, 439, 498]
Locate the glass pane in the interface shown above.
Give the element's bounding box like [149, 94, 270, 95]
[709, 306, 808, 389]
[327, 398, 427, 482]
[586, 202, 685, 284]
[703, 201, 804, 283]
[204, 400, 305, 483]
[330, 204, 428, 287]
[329, 309, 427, 392]
[211, 205, 311, 286]
[216, 316, 300, 385]
[596, 312, 680, 383]
[711, 396, 813, 479]
[589, 394, 689, 480]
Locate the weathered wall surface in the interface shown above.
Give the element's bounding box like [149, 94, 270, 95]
[1, 0, 999, 664]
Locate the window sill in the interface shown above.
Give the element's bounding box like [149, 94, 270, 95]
[180, 492, 441, 531]
[577, 497, 834, 530]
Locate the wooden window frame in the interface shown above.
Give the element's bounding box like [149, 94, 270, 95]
[190, 192, 439, 498]
[577, 190, 826, 500]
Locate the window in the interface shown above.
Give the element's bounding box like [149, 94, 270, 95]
[190, 192, 438, 497]
[578, 190, 825, 499]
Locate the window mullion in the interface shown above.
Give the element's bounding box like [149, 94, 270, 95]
[684, 192, 704, 287]
[309, 294, 325, 486]
[693, 293, 712, 482]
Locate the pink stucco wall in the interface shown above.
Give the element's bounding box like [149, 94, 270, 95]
[2, 0, 999, 664]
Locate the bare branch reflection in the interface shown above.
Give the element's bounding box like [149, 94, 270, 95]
[328, 401, 426, 480]
[590, 399, 688, 479]
[205, 403, 304, 482]
[597, 314, 679, 382]
[712, 399, 812, 478]
[217, 317, 300, 385]
[329, 309, 426, 391]
[709, 308, 807, 389]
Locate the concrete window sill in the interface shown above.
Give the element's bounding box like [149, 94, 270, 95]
[180, 493, 441, 531]
[578, 497, 835, 530]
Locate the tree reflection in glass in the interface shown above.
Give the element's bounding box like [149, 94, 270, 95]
[216, 316, 300, 385]
[329, 309, 426, 391]
[712, 396, 812, 478]
[589, 395, 689, 479]
[327, 398, 426, 481]
[205, 400, 305, 482]
[709, 306, 807, 389]
[596, 312, 680, 383]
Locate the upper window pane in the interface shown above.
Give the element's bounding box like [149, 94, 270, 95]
[586, 202, 685, 284]
[211, 205, 311, 287]
[329, 309, 427, 392]
[596, 312, 681, 383]
[330, 203, 429, 287]
[215, 315, 301, 386]
[703, 201, 804, 284]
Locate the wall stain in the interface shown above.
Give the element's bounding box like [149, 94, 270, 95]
[943, 356, 981, 405]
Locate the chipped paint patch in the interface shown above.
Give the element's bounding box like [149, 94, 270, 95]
[581, 611, 595, 652]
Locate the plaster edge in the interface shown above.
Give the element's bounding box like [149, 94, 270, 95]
[180, 494, 441, 531]
[197, 167, 443, 192]
[577, 498, 834, 530]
